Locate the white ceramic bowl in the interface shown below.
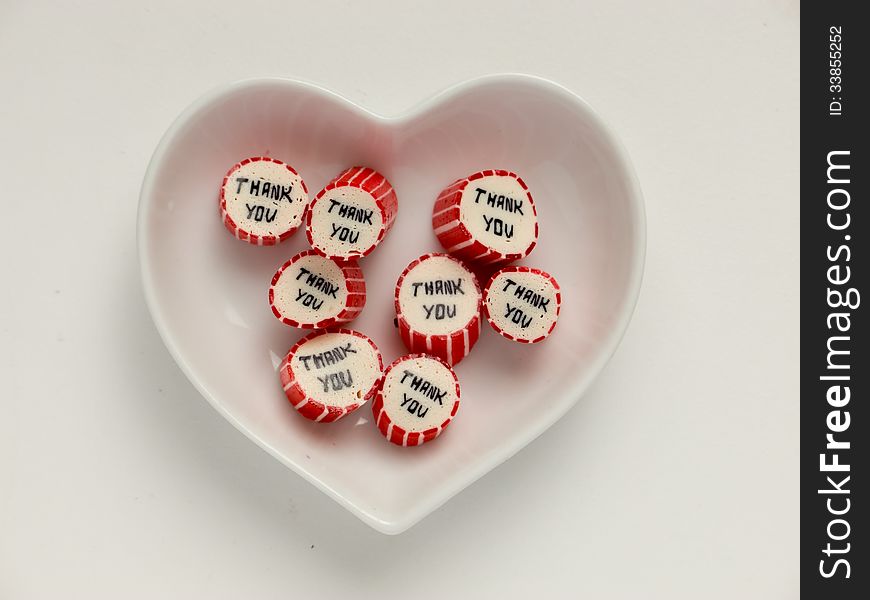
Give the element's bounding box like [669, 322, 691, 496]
[138, 75, 645, 534]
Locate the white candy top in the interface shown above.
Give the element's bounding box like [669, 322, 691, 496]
[308, 186, 385, 258]
[379, 356, 459, 434]
[271, 253, 349, 326]
[397, 255, 480, 336]
[459, 174, 536, 256]
[221, 157, 308, 240]
[484, 267, 561, 343]
[289, 331, 381, 408]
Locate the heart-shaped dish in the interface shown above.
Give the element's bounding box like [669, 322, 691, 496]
[138, 75, 645, 534]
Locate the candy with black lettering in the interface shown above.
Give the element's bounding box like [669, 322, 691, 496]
[269, 250, 366, 329]
[483, 266, 561, 343]
[394, 253, 481, 366]
[306, 166, 398, 259]
[220, 156, 309, 245]
[371, 354, 461, 446]
[432, 169, 538, 266]
[279, 329, 383, 422]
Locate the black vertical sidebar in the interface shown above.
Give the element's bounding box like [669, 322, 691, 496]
[802, 3, 868, 597]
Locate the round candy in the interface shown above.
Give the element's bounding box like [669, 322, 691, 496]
[220, 156, 309, 245]
[394, 253, 481, 366]
[279, 329, 383, 422]
[432, 169, 538, 266]
[306, 166, 398, 259]
[483, 266, 561, 343]
[372, 354, 461, 447]
[269, 250, 365, 329]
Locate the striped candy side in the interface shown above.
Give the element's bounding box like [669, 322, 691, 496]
[279, 329, 383, 422]
[219, 156, 309, 246]
[306, 166, 398, 259]
[393, 253, 481, 366]
[371, 354, 461, 447]
[482, 266, 562, 344]
[432, 169, 538, 267]
[268, 250, 366, 329]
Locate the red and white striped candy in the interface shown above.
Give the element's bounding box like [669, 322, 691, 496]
[394, 253, 482, 366]
[483, 266, 561, 344]
[306, 166, 398, 259]
[371, 354, 461, 447]
[432, 169, 538, 267]
[269, 250, 366, 329]
[220, 156, 309, 245]
[279, 329, 383, 423]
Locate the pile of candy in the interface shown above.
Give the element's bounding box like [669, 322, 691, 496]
[220, 158, 561, 447]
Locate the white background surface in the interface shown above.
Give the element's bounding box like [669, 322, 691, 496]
[0, 1, 799, 598]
